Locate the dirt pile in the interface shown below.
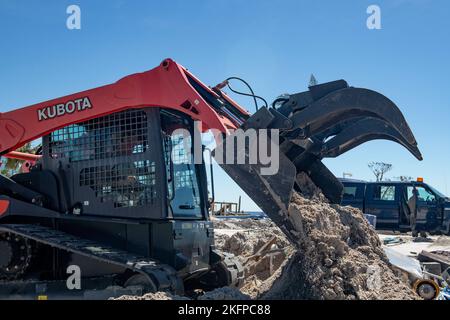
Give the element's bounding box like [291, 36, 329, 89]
[115, 287, 248, 300]
[215, 219, 291, 256]
[114, 218, 288, 300]
[213, 218, 294, 298]
[115, 291, 189, 300]
[197, 287, 250, 300]
[261, 192, 418, 300]
[213, 170, 418, 300]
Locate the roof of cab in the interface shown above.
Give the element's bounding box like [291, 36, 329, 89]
[338, 178, 367, 183]
[338, 178, 421, 185]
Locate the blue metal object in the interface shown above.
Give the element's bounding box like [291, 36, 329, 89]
[364, 214, 377, 228]
[437, 286, 450, 300]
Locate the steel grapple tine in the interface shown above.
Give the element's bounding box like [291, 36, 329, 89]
[213, 130, 298, 238]
[289, 87, 417, 146]
[320, 117, 423, 160]
[280, 140, 343, 203]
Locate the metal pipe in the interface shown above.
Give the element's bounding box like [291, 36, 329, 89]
[4, 151, 41, 161]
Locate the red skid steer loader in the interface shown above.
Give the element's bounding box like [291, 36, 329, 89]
[0, 59, 421, 298]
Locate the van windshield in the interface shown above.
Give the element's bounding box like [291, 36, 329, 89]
[427, 185, 448, 199]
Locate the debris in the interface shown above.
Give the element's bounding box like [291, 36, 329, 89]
[212, 187, 419, 300]
[431, 236, 450, 248]
[363, 214, 377, 229]
[412, 236, 433, 243]
[213, 218, 294, 299]
[422, 262, 442, 276]
[383, 247, 422, 279]
[383, 236, 404, 245]
[114, 286, 250, 301]
[198, 287, 250, 300]
[418, 250, 450, 271]
[437, 285, 450, 300]
[114, 291, 189, 300]
[431, 250, 450, 259]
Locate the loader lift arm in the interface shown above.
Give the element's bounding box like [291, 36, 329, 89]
[0, 59, 248, 157]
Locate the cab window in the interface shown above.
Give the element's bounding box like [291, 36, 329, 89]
[161, 111, 203, 219]
[343, 186, 358, 199]
[372, 185, 396, 201]
[407, 186, 436, 203]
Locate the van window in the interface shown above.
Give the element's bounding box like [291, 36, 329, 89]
[343, 186, 358, 199]
[372, 185, 396, 201]
[407, 186, 436, 203]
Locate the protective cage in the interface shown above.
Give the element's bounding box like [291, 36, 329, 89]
[42, 108, 167, 219]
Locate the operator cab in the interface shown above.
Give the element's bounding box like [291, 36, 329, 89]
[36, 108, 209, 221]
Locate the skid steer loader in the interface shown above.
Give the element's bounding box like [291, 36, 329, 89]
[0, 58, 421, 298]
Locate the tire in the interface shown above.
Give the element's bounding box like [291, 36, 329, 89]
[413, 279, 440, 300]
[0, 233, 33, 280]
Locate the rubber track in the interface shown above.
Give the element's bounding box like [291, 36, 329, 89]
[0, 224, 183, 294]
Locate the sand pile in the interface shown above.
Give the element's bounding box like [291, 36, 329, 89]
[197, 287, 250, 300]
[260, 192, 418, 300]
[115, 286, 248, 300]
[215, 219, 291, 256]
[212, 170, 418, 300]
[213, 218, 294, 298]
[115, 291, 189, 300]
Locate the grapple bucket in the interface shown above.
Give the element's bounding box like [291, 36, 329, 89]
[214, 80, 422, 222]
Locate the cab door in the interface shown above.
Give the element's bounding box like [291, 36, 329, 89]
[160, 110, 205, 220]
[406, 184, 440, 231]
[365, 183, 400, 229]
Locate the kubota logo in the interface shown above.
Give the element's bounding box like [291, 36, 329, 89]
[38, 97, 92, 121]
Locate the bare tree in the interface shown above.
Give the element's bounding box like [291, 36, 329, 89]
[368, 162, 392, 182]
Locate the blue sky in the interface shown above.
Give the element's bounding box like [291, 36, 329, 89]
[1, 0, 449, 210]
